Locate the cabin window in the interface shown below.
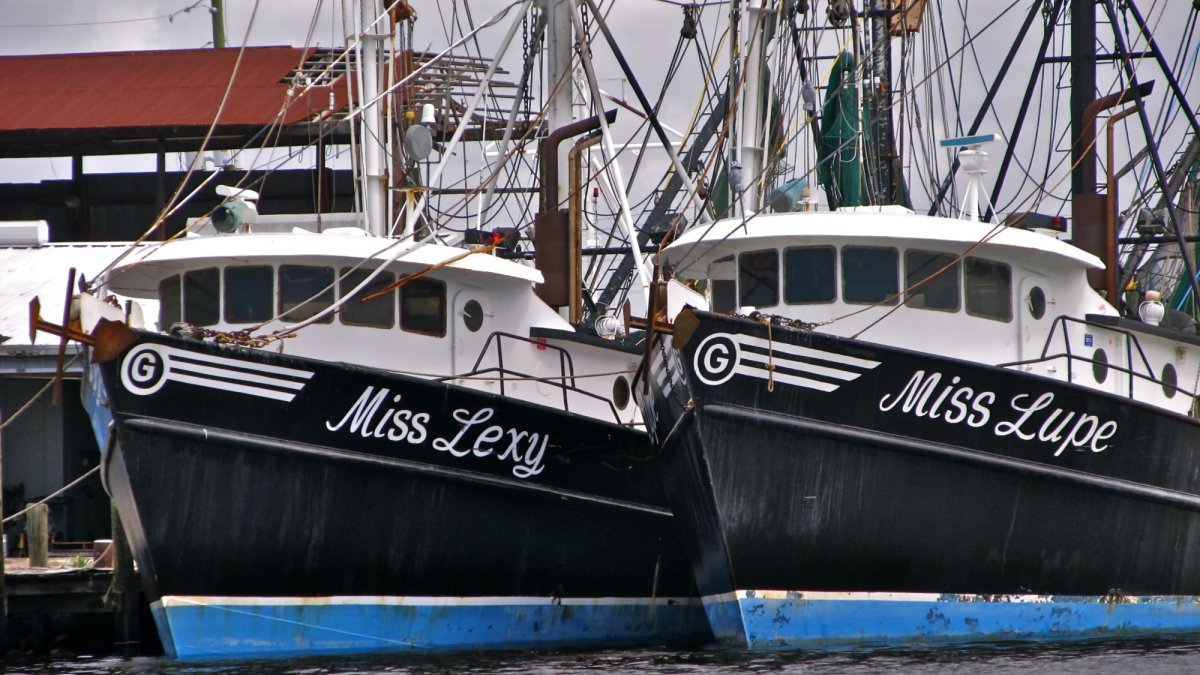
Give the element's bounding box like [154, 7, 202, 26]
[709, 255, 737, 312]
[340, 267, 395, 328]
[843, 246, 899, 305]
[159, 275, 181, 328]
[400, 277, 447, 336]
[738, 249, 779, 308]
[183, 267, 220, 327]
[904, 250, 959, 312]
[964, 257, 1012, 321]
[784, 246, 836, 304]
[278, 265, 335, 324]
[224, 266, 273, 323]
[711, 280, 737, 313]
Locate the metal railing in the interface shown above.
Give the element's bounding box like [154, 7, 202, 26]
[996, 315, 1193, 402]
[442, 331, 625, 424]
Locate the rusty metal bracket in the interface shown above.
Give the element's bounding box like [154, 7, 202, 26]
[29, 296, 137, 367]
[28, 297, 93, 346]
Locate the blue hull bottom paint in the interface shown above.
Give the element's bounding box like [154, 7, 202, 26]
[83, 362, 114, 453]
[705, 591, 1200, 649]
[151, 595, 709, 660]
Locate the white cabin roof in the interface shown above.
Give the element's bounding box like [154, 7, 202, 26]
[103, 230, 543, 298]
[664, 209, 1103, 273]
[0, 243, 134, 348]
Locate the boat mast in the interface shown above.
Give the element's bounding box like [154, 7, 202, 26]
[543, 0, 574, 209]
[866, 0, 897, 205]
[1069, 0, 1096, 199]
[734, 0, 773, 214]
[1068, 0, 1200, 306]
[563, 0, 653, 301]
[359, 0, 389, 236]
[727, 0, 743, 215]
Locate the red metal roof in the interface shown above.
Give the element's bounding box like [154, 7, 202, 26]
[0, 46, 360, 158]
[0, 46, 526, 159]
[0, 47, 351, 157]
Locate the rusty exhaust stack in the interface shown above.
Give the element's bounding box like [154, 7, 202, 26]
[534, 110, 617, 309]
[1072, 82, 1152, 300]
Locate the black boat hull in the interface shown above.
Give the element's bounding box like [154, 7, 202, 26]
[87, 330, 708, 659]
[643, 310, 1200, 647]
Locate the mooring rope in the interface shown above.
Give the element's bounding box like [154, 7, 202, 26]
[3, 465, 101, 525]
[761, 316, 776, 393]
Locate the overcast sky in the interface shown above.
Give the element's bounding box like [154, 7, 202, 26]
[0, 1, 402, 180]
[0, 1, 1194, 217]
[0, 1, 347, 54]
[0, 1, 692, 180]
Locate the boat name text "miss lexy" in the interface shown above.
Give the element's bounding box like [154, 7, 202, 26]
[878, 370, 1117, 456]
[325, 386, 547, 478]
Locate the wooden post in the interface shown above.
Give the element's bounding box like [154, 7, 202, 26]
[156, 137, 167, 239]
[28, 504, 49, 568]
[71, 155, 92, 240]
[110, 504, 138, 657]
[1, 411, 7, 655]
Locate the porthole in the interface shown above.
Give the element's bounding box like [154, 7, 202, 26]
[1027, 286, 1046, 320]
[612, 375, 631, 411]
[1162, 363, 1178, 398]
[1092, 349, 1109, 384]
[462, 299, 483, 332]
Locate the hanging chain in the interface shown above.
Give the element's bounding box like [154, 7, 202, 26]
[522, 7, 536, 114]
[580, 1, 591, 56]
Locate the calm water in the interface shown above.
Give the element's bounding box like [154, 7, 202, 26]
[8, 640, 1200, 675]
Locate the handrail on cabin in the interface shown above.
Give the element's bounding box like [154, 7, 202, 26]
[443, 330, 625, 425]
[997, 315, 1192, 403]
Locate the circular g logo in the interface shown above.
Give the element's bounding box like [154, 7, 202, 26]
[693, 334, 739, 385]
[121, 344, 168, 396]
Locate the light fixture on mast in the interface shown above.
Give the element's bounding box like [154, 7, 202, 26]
[940, 134, 997, 222]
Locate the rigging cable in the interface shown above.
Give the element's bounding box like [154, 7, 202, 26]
[87, 0, 265, 287]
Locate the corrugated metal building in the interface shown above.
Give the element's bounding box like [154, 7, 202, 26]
[0, 46, 350, 157]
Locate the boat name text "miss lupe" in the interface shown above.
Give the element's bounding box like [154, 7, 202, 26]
[325, 386, 548, 478]
[878, 370, 1117, 457]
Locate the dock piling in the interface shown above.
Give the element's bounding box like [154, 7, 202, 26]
[27, 504, 49, 569]
[109, 504, 139, 657]
[1, 411, 6, 655]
